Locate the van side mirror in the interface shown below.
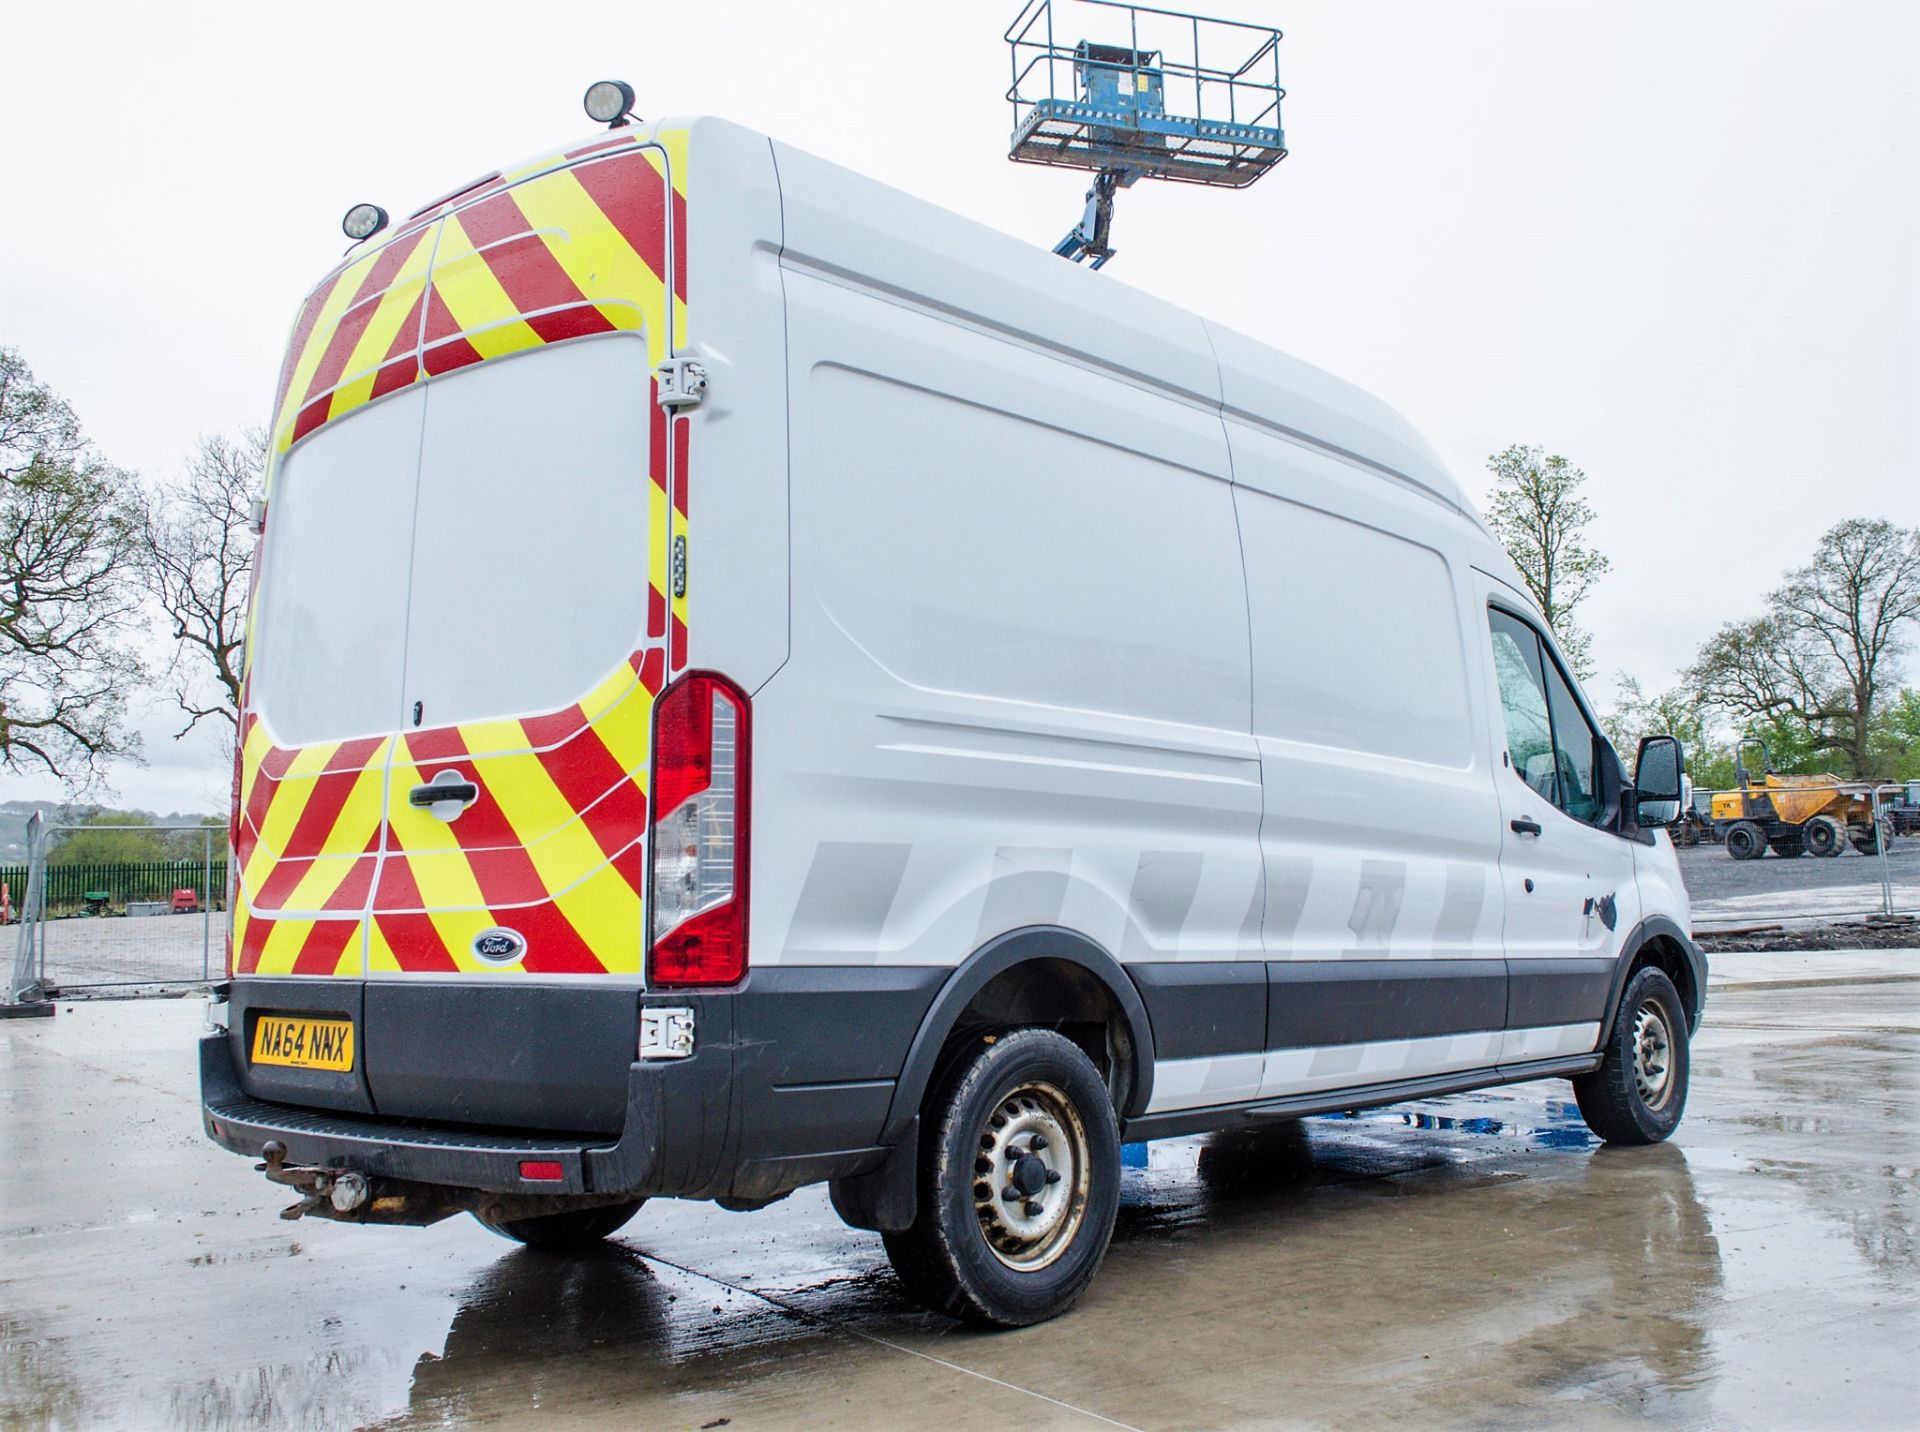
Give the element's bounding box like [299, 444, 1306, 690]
[1633, 735, 1685, 826]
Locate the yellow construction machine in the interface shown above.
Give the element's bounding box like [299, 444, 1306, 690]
[1708, 739, 1891, 860]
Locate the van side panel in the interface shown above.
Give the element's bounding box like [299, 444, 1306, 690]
[1221, 415, 1510, 1107]
[739, 145, 1266, 1160]
[764, 265, 1262, 977]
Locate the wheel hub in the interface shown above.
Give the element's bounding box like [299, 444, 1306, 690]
[971, 1081, 1090, 1271]
[1632, 1001, 1674, 1111]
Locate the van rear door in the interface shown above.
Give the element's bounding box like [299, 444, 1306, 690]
[372, 333, 663, 980]
[365, 146, 677, 989]
[236, 386, 426, 979]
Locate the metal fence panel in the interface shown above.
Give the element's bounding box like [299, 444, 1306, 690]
[7, 823, 223, 994]
[1673, 782, 1918, 929]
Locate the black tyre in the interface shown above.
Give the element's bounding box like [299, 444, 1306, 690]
[1803, 815, 1844, 857]
[1769, 834, 1804, 858]
[474, 1199, 645, 1252]
[882, 1028, 1120, 1327]
[1573, 967, 1689, 1146]
[1851, 818, 1890, 856]
[1724, 821, 1765, 861]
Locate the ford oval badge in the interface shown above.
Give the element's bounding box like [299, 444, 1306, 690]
[472, 927, 527, 965]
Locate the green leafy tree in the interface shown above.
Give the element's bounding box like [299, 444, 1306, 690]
[46, 812, 172, 866]
[0, 349, 144, 782]
[1686, 519, 1920, 777]
[1869, 688, 1920, 781]
[1483, 445, 1610, 677]
[1603, 677, 1735, 792]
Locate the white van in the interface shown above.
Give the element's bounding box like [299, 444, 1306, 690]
[202, 114, 1702, 1327]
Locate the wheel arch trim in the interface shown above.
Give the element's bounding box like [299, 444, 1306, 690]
[874, 926, 1157, 1146]
[1601, 915, 1706, 1036]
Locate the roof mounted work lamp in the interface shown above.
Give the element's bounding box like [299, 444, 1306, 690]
[584, 79, 637, 127]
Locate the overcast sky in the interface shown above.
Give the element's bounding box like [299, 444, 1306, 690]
[2, 0, 1914, 814]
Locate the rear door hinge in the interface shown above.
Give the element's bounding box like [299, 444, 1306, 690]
[655, 356, 707, 410]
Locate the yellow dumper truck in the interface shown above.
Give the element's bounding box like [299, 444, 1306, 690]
[1709, 740, 1891, 860]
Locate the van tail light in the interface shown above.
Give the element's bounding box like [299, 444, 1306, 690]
[648, 672, 750, 987]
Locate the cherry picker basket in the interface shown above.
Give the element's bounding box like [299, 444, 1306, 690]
[1006, 0, 1287, 189]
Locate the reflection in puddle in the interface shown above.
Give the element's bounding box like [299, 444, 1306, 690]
[1359, 1094, 1599, 1150]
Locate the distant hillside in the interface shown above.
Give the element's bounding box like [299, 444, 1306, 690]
[0, 801, 221, 862]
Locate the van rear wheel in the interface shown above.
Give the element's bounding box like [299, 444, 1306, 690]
[474, 1199, 645, 1252]
[882, 1028, 1120, 1327]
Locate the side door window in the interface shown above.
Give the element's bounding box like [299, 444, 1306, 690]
[1488, 610, 1557, 804]
[1540, 654, 1603, 824]
[1487, 607, 1603, 826]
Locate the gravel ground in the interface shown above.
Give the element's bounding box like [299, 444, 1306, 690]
[27, 908, 216, 991]
[1677, 836, 1920, 928]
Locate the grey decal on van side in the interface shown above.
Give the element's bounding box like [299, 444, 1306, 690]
[1264, 855, 1314, 951]
[1307, 1044, 1367, 1079]
[975, 847, 1072, 945]
[1433, 863, 1488, 944]
[1119, 851, 1204, 963]
[1346, 859, 1407, 951]
[786, 842, 913, 965]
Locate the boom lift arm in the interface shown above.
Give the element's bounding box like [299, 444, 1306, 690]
[1052, 168, 1125, 267]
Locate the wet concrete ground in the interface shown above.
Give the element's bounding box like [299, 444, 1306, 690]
[3, 954, 1915, 1431]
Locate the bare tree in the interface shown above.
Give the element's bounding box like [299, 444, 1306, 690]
[134, 429, 263, 739]
[0, 348, 144, 782]
[1483, 444, 1611, 677]
[1687, 519, 1920, 776]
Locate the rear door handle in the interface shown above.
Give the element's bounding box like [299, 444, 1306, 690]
[1510, 817, 1543, 836]
[410, 780, 479, 808]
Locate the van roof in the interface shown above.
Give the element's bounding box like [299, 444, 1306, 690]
[737, 119, 1477, 518]
[315, 115, 1481, 522]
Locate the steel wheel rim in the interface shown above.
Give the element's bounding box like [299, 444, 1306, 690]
[1632, 1001, 1675, 1111]
[970, 1080, 1090, 1272]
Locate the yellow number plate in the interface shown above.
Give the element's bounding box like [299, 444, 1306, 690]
[251, 1015, 355, 1072]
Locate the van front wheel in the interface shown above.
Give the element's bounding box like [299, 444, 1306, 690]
[474, 1199, 645, 1252]
[883, 1028, 1120, 1327]
[1572, 967, 1689, 1145]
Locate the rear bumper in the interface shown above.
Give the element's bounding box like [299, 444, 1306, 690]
[200, 966, 945, 1203]
[199, 1030, 684, 1197]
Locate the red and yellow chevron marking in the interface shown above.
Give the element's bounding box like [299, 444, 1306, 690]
[266, 135, 686, 458]
[233, 129, 692, 980]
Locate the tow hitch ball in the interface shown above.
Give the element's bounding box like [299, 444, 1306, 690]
[252, 1142, 615, 1228]
[257, 1141, 374, 1221]
[254, 1142, 463, 1225]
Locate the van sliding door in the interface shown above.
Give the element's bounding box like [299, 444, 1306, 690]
[1229, 420, 1509, 1098]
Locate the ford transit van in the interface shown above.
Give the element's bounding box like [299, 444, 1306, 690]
[201, 115, 1702, 1327]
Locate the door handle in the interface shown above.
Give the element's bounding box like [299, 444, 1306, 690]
[1510, 817, 1543, 836]
[410, 780, 479, 809]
